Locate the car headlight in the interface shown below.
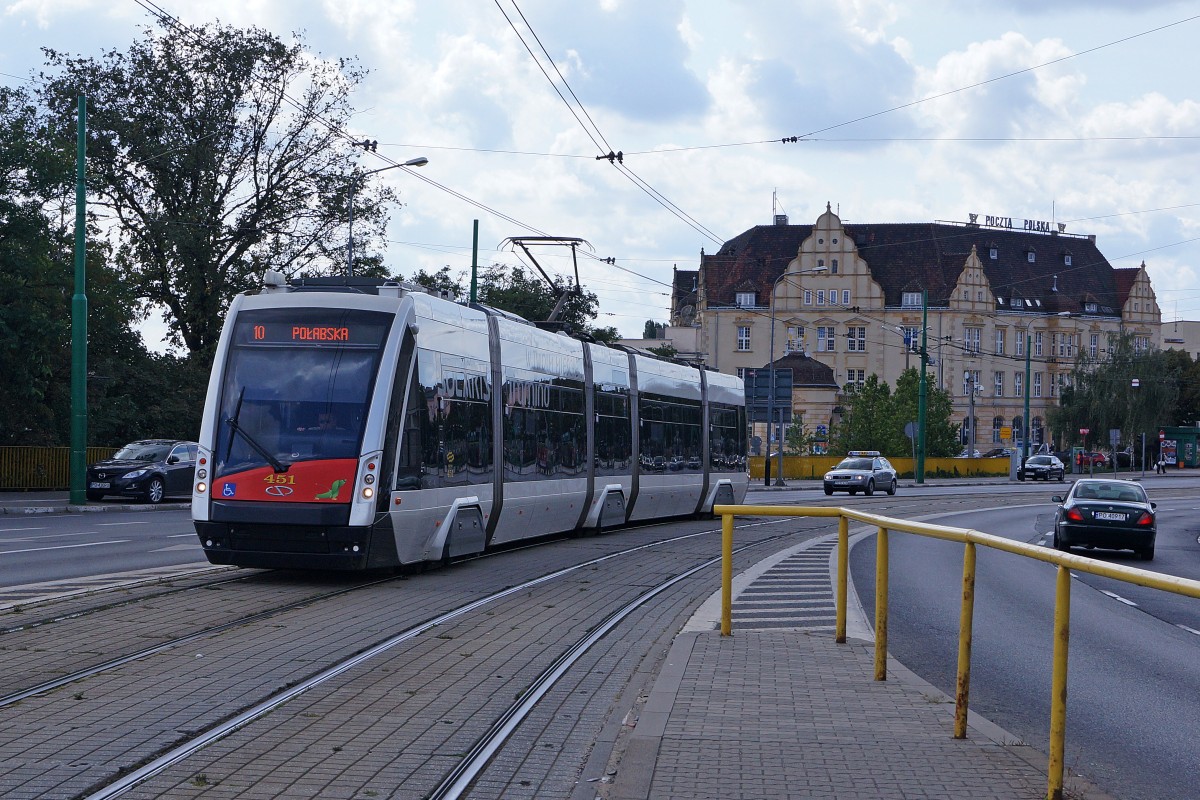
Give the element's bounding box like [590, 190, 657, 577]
[824, 473, 833, 480]
[124, 469, 148, 479]
[853, 475, 865, 481]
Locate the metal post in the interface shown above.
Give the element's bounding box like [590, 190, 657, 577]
[720, 512, 734, 636]
[874, 526, 889, 681]
[767, 298, 782, 487]
[954, 541, 977, 739]
[1047, 564, 1072, 800]
[1024, 333, 1032, 463]
[469, 219, 480, 304]
[69, 95, 88, 506]
[916, 291, 928, 483]
[835, 515, 848, 643]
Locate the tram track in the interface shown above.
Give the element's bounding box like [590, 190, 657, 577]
[80, 521, 805, 800]
[0, 514, 822, 799]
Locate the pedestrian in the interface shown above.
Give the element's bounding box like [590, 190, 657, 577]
[1156, 457, 1165, 474]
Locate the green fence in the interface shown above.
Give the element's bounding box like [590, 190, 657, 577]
[0, 447, 118, 490]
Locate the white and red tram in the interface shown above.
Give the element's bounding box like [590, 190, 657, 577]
[192, 274, 747, 570]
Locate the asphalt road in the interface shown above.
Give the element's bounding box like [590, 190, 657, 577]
[851, 487, 1200, 800]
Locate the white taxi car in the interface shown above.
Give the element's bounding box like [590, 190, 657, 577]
[823, 451, 898, 496]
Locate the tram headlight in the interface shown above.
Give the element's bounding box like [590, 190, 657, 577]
[362, 486, 374, 499]
[364, 474, 375, 485]
[196, 482, 207, 494]
[197, 468, 207, 479]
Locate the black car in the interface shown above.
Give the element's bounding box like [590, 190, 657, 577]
[1051, 479, 1156, 560]
[1017, 454, 1065, 482]
[86, 439, 199, 503]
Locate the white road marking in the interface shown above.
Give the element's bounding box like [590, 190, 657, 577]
[97, 520, 155, 526]
[0, 540, 129, 556]
[0, 526, 48, 533]
[1178, 625, 1200, 636]
[0, 530, 101, 543]
[167, 533, 196, 538]
[1100, 589, 1138, 607]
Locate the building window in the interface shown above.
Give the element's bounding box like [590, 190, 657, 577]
[735, 291, 756, 308]
[995, 329, 1006, 355]
[965, 327, 981, 354]
[1027, 251, 1036, 263]
[1033, 372, 1043, 398]
[989, 247, 998, 259]
[847, 326, 866, 352]
[1034, 332, 1044, 357]
[963, 290, 969, 301]
[1064, 254, 1072, 266]
[977, 291, 983, 301]
[736, 368, 746, 379]
[963, 370, 981, 395]
[1050, 372, 1057, 397]
[842, 289, 850, 306]
[786, 325, 804, 352]
[817, 326, 836, 352]
[994, 371, 1004, 397]
[902, 291, 922, 307]
[1015, 334, 1025, 357]
[804, 290, 813, 305]
[1085, 302, 1098, 313]
[817, 290, 826, 306]
[1090, 333, 1099, 358]
[903, 326, 921, 352]
[818, 259, 825, 270]
[992, 416, 1003, 443]
[1014, 372, 1023, 397]
[1033, 416, 1044, 445]
[737, 326, 751, 351]
[846, 369, 865, 386]
[831, 259, 839, 274]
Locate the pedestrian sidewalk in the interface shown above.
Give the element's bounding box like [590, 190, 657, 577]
[603, 523, 1117, 800]
[0, 491, 189, 514]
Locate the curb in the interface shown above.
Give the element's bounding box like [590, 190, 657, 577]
[0, 502, 191, 516]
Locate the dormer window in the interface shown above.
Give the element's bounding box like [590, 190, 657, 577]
[1027, 251, 1036, 263]
[989, 247, 998, 259]
[1085, 302, 1098, 313]
[735, 291, 756, 308]
[1064, 254, 1072, 266]
[902, 291, 922, 307]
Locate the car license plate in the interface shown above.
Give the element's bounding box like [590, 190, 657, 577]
[1094, 512, 1125, 521]
[89, 481, 111, 489]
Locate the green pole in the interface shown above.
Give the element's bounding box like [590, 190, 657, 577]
[69, 95, 88, 505]
[469, 219, 479, 304]
[915, 290, 928, 483]
[1023, 333, 1032, 464]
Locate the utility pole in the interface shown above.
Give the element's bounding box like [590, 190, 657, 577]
[69, 95, 88, 505]
[1023, 332, 1032, 464]
[916, 290, 928, 483]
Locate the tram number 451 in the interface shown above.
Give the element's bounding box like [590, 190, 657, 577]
[264, 474, 296, 485]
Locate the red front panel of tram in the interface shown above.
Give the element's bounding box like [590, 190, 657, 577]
[214, 459, 357, 503]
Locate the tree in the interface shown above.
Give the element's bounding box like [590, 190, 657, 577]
[893, 368, 960, 457]
[477, 263, 614, 340]
[643, 320, 665, 339]
[647, 343, 678, 358]
[1050, 332, 1178, 451]
[38, 23, 392, 356]
[829, 369, 958, 458]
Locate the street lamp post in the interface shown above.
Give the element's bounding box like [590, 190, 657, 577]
[766, 267, 827, 487]
[346, 156, 429, 276]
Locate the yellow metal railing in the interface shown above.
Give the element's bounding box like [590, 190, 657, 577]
[716, 503, 1200, 800]
[0, 446, 117, 490]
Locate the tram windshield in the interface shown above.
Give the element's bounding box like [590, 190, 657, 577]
[213, 307, 392, 479]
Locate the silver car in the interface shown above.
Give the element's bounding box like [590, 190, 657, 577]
[823, 451, 898, 496]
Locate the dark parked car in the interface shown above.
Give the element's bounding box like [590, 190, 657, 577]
[1017, 454, 1065, 482]
[86, 439, 199, 503]
[980, 447, 1012, 458]
[1052, 479, 1157, 560]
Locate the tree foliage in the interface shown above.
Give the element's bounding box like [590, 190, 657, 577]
[38, 23, 391, 356]
[0, 85, 207, 445]
[1049, 332, 1180, 450]
[830, 368, 958, 458]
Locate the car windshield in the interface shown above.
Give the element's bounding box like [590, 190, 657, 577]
[1029, 456, 1050, 465]
[837, 458, 873, 470]
[113, 443, 171, 461]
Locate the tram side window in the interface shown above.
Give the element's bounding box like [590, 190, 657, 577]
[503, 377, 585, 480]
[594, 390, 631, 475]
[639, 393, 702, 472]
[710, 403, 747, 472]
[397, 364, 493, 490]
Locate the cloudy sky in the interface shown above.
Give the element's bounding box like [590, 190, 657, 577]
[4, 0, 1200, 346]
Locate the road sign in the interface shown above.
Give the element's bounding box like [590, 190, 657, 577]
[1079, 427, 1089, 437]
[1131, 378, 1140, 387]
[1159, 430, 1166, 441]
[1000, 425, 1012, 439]
[744, 368, 793, 423]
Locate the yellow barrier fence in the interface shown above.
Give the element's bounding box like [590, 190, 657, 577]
[748, 455, 1013, 479]
[0, 447, 118, 490]
[715, 503, 1200, 800]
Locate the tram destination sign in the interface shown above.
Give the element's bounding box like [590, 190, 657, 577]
[744, 368, 792, 423]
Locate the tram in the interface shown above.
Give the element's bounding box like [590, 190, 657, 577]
[191, 273, 748, 570]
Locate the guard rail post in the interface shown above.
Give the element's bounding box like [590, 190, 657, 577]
[835, 515, 849, 643]
[954, 541, 977, 739]
[874, 525, 889, 681]
[720, 511, 734, 636]
[1047, 564, 1072, 800]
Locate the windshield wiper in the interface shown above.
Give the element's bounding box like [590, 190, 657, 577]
[224, 387, 290, 474]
